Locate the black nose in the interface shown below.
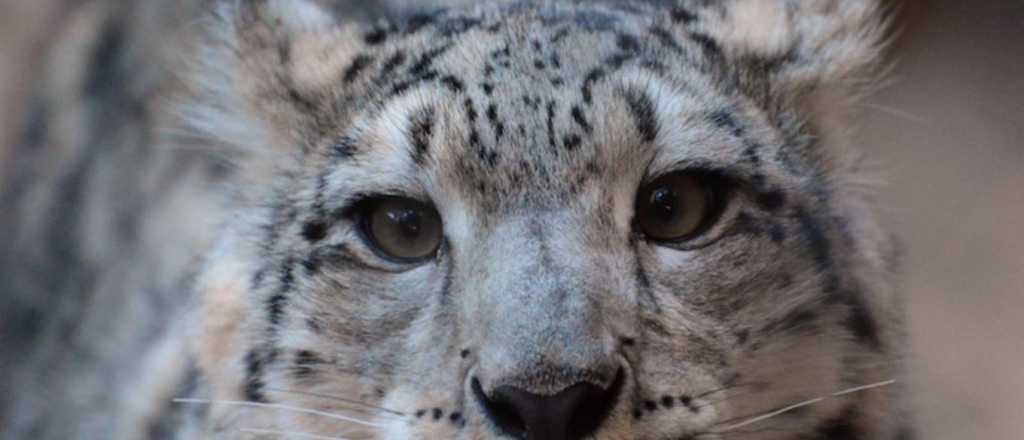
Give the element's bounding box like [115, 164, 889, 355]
[473, 370, 624, 440]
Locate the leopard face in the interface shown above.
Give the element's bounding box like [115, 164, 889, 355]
[185, 1, 906, 439]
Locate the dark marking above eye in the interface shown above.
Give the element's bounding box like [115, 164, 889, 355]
[343, 54, 374, 83]
[624, 89, 659, 142]
[409, 108, 435, 166]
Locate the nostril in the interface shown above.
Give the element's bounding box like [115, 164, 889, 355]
[473, 377, 528, 438]
[473, 370, 625, 440]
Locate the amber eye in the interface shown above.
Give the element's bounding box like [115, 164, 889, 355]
[360, 196, 443, 262]
[635, 172, 723, 242]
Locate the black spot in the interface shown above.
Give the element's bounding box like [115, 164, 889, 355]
[570, 105, 592, 133]
[415, 410, 427, 418]
[581, 68, 606, 104]
[293, 350, 324, 379]
[244, 350, 268, 402]
[364, 27, 389, 45]
[380, 51, 407, 77]
[481, 82, 494, 95]
[432, 408, 444, 420]
[661, 396, 674, 408]
[689, 32, 723, 58]
[550, 77, 564, 87]
[624, 89, 659, 142]
[460, 349, 471, 358]
[343, 54, 374, 83]
[644, 400, 658, 411]
[621, 337, 636, 347]
[546, 100, 558, 151]
[464, 98, 478, 122]
[550, 53, 562, 69]
[409, 108, 435, 166]
[301, 221, 328, 243]
[534, 59, 547, 70]
[266, 294, 288, 326]
[616, 33, 640, 52]
[409, 43, 454, 77]
[440, 75, 465, 92]
[563, 134, 582, 151]
[633, 409, 644, 420]
[845, 293, 883, 350]
[678, 395, 693, 407]
[449, 412, 462, 424]
[735, 329, 750, 345]
[670, 7, 697, 24]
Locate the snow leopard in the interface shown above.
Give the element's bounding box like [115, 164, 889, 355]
[0, 0, 913, 439]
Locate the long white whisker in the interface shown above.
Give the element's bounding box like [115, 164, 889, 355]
[171, 398, 385, 428]
[264, 387, 407, 417]
[239, 428, 351, 440]
[713, 379, 897, 433]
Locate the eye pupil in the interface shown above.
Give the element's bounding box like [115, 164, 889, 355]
[650, 188, 678, 223]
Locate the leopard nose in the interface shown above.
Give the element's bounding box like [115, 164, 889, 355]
[472, 370, 624, 440]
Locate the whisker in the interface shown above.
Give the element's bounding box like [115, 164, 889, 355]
[239, 428, 351, 440]
[264, 387, 407, 417]
[171, 398, 386, 428]
[711, 379, 896, 433]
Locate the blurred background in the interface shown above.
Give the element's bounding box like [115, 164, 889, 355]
[1, 0, 1021, 438]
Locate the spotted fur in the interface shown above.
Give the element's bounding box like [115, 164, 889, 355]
[0, 1, 912, 439]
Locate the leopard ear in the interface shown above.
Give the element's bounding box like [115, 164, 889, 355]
[681, 0, 888, 173]
[695, 0, 887, 96]
[178, 0, 364, 179]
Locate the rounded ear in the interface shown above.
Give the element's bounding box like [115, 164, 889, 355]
[675, 0, 889, 174]
[175, 0, 364, 181]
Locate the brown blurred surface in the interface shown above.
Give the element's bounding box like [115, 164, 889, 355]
[1, 1, 1021, 438]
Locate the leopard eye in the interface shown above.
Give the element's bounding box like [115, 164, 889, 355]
[635, 172, 724, 242]
[360, 196, 443, 262]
